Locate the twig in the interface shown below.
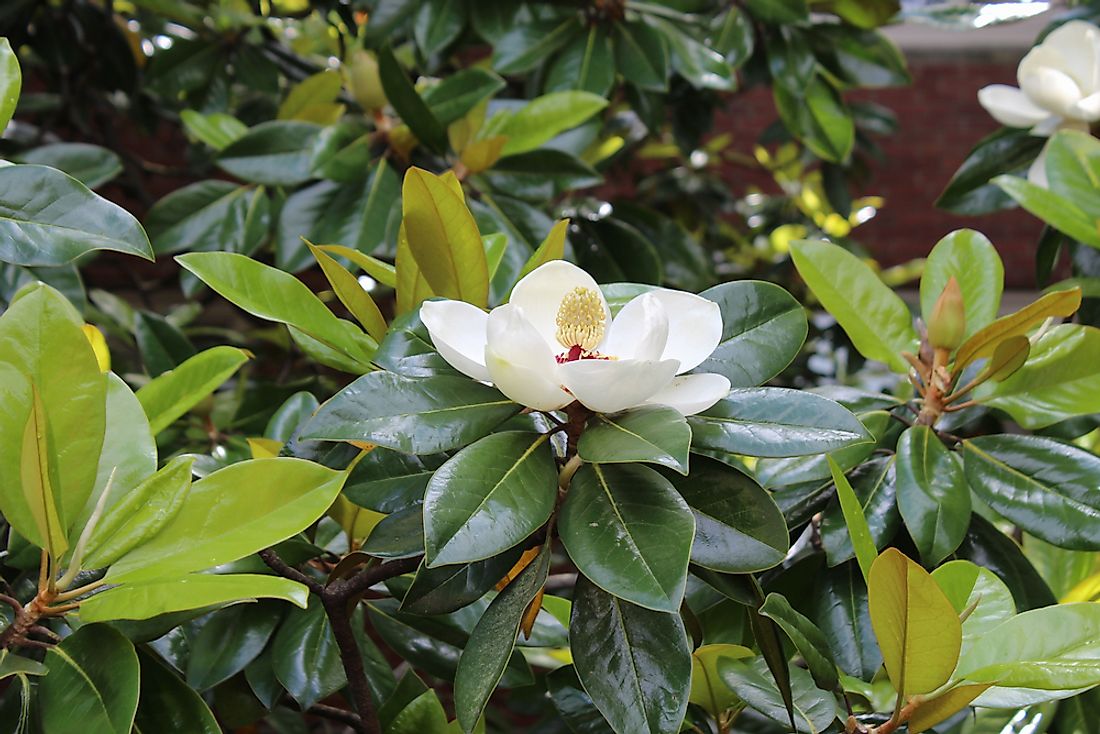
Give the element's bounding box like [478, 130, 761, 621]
[259, 548, 325, 594]
[311, 702, 363, 728]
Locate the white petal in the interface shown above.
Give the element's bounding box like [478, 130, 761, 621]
[559, 358, 679, 414]
[484, 304, 572, 410]
[508, 260, 609, 352]
[601, 292, 669, 361]
[419, 300, 490, 381]
[1027, 140, 1050, 188]
[1020, 49, 1084, 117]
[977, 85, 1051, 128]
[1041, 20, 1100, 95]
[1068, 91, 1100, 122]
[645, 373, 731, 416]
[642, 289, 723, 373]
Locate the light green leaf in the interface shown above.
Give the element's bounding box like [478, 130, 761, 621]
[931, 560, 1015, 660]
[920, 229, 1004, 338]
[0, 38, 20, 134]
[40, 625, 139, 734]
[106, 458, 346, 583]
[578, 406, 691, 474]
[180, 109, 248, 150]
[908, 684, 992, 733]
[1046, 129, 1100, 220]
[828, 456, 877, 583]
[486, 91, 608, 157]
[995, 174, 1100, 247]
[0, 650, 46, 679]
[79, 574, 308, 622]
[790, 239, 915, 371]
[277, 70, 343, 121]
[136, 346, 250, 434]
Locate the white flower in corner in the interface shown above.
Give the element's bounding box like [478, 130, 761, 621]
[420, 260, 730, 415]
[978, 20, 1100, 186]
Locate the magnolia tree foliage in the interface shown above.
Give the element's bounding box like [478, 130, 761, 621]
[0, 3, 1099, 734]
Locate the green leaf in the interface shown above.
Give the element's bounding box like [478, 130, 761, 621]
[662, 455, 788, 574]
[828, 456, 877, 583]
[422, 69, 506, 126]
[1046, 129, 1100, 221]
[0, 38, 20, 134]
[774, 75, 854, 163]
[994, 174, 1100, 248]
[955, 603, 1100, 706]
[363, 505, 424, 558]
[401, 550, 522, 615]
[614, 21, 669, 91]
[318, 244, 397, 288]
[651, 19, 736, 91]
[821, 456, 900, 567]
[570, 576, 691, 734]
[867, 548, 961, 697]
[963, 434, 1100, 551]
[746, 0, 808, 23]
[277, 69, 343, 122]
[272, 598, 347, 709]
[695, 280, 808, 388]
[815, 27, 909, 88]
[345, 445, 444, 512]
[0, 650, 46, 679]
[492, 18, 580, 74]
[402, 167, 489, 307]
[559, 463, 694, 612]
[0, 164, 153, 266]
[424, 432, 557, 567]
[895, 426, 971, 565]
[105, 458, 346, 583]
[135, 311, 196, 377]
[578, 406, 691, 474]
[545, 26, 615, 96]
[931, 560, 1015, 660]
[134, 648, 219, 734]
[17, 143, 122, 189]
[486, 91, 608, 157]
[547, 665, 616, 734]
[144, 180, 264, 256]
[954, 288, 1081, 372]
[309, 242, 388, 341]
[812, 563, 882, 679]
[957, 514, 1056, 612]
[216, 121, 321, 187]
[180, 109, 248, 150]
[908, 684, 992, 734]
[377, 45, 447, 153]
[689, 388, 871, 458]
[40, 625, 139, 734]
[303, 372, 520, 454]
[390, 690, 450, 734]
[455, 544, 551, 731]
[920, 229, 1004, 338]
[718, 658, 838, 734]
[177, 252, 374, 368]
[689, 644, 754, 718]
[136, 346, 250, 434]
[80, 573, 307, 622]
[761, 592, 839, 691]
[0, 283, 105, 550]
[790, 239, 915, 371]
[185, 602, 282, 691]
[937, 127, 1045, 215]
[823, 0, 899, 28]
[977, 324, 1100, 428]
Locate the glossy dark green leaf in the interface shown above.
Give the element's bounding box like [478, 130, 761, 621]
[696, 280, 807, 388]
[811, 562, 882, 679]
[896, 426, 971, 564]
[937, 127, 1045, 215]
[492, 17, 580, 74]
[413, 0, 464, 56]
[144, 181, 266, 257]
[963, 434, 1100, 550]
[389, 690, 450, 734]
[185, 602, 282, 691]
[651, 18, 735, 91]
[345, 446, 443, 512]
[304, 372, 520, 454]
[714, 7, 755, 67]
[578, 406, 691, 474]
[216, 121, 321, 186]
[377, 45, 447, 153]
[560, 463, 694, 612]
[422, 69, 506, 126]
[40, 625, 139, 734]
[547, 665, 615, 734]
[455, 544, 550, 731]
[271, 598, 346, 709]
[614, 21, 669, 91]
[570, 576, 691, 734]
[774, 75, 854, 163]
[18, 143, 122, 189]
[0, 164, 153, 266]
[424, 431, 557, 566]
[374, 308, 461, 378]
[545, 26, 614, 96]
[718, 658, 838, 733]
[820, 456, 900, 567]
[813, 27, 909, 88]
[309, 120, 373, 182]
[754, 410, 893, 489]
[401, 548, 522, 615]
[0, 650, 46, 679]
[484, 149, 602, 201]
[662, 455, 788, 573]
[134, 648, 219, 734]
[576, 218, 662, 285]
[362, 504, 425, 558]
[265, 391, 320, 442]
[746, 0, 808, 23]
[689, 388, 871, 458]
[760, 593, 839, 691]
[135, 311, 196, 377]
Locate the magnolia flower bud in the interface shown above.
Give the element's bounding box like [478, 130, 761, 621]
[346, 49, 387, 112]
[927, 277, 966, 351]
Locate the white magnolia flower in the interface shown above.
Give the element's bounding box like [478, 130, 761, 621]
[420, 260, 730, 415]
[978, 20, 1100, 187]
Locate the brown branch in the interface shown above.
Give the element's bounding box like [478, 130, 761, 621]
[331, 555, 422, 601]
[310, 702, 364, 728]
[259, 548, 325, 594]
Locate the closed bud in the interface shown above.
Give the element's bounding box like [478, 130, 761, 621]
[346, 49, 387, 112]
[927, 276, 966, 350]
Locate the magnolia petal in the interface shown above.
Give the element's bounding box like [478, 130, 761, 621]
[645, 373, 731, 416]
[509, 260, 610, 352]
[977, 84, 1051, 128]
[641, 289, 723, 373]
[1042, 20, 1100, 96]
[1028, 138, 1051, 188]
[559, 358, 679, 414]
[484, 303, 573, 410]
[601, 292, 670, 361]
[1020, 50, 1084, 118]
[1068, 91, 1100, 121]
[420, 300, 490, 381]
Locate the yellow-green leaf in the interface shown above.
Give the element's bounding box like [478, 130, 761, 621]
[22, 384, 68, 557]
[0, 37, 21, 134]
[867, 548, 961, 698]
[954, 288, 1081, 371]
[828, 456, 876, 583]
[309, 242, 388, 341]
[395, 222, 437, 315]
[278, 70, 344, 122]
[401, 167, 488, 307]
[690, 644, 753, 718]
[908, 684, 992, 733]
[511, 219, 568, 294]
[317, 244, 397, 288]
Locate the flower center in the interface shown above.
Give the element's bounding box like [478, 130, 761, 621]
[554, 287, 606, 358]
